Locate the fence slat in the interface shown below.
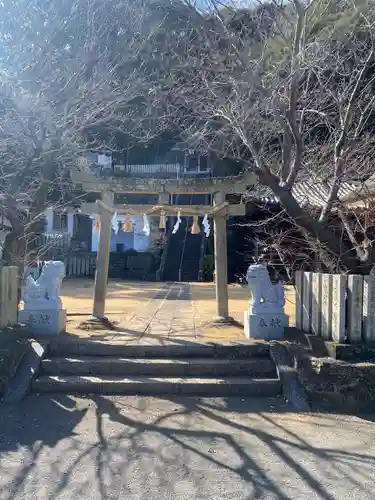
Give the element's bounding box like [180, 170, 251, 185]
[7, 267, 18, 326]
[91, 256, 96, 277]
[295, 271, 303, 330]
[331, 274, 346, 343]
[302, 272, 312, 332]
[321, 274, 333, 340]
[363, 276, 375, 342]
[347, 275, 363, 344]
[311, 273, 322, 336]
[68, 257, 73, 276]
[0, 267, 9, 328]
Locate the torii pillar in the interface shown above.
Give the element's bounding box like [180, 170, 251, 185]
[213, 191, 230, 321]
[92, 191, 114, 319]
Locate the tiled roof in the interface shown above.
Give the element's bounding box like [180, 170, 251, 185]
[245, 180, 360, 208]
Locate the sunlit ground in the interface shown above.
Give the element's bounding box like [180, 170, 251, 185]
[60, 280, 296, 343]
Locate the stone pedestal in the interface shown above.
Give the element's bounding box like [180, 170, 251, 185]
[20, 260, 67, 336]
[244, 311, 289, 340]
[244, 263, 289, 340]
[19, 308, 67, 336]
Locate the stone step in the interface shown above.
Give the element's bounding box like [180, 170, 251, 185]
[41, 356, 277, 377]
[47, 341, 269, 359]
[32, 375, 281, 396]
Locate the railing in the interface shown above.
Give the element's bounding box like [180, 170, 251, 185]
[34, 233, 72, 253]
[126, 163, 182, 175]
[295, 271, 375, 344]
[94, 163, 183, 178]
[156, 232, 171, 281]
[91, 162, 213, 179]
[198, 231, 207, 282]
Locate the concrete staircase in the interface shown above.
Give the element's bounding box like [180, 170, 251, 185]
[180, 232, 201, 282]
[32, 342, 282, 396]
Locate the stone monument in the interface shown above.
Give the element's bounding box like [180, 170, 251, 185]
[244, 264, 288, 340]
[19, 261, 67, 335]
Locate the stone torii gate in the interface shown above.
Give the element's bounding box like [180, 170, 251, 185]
[71, 168, 255, 322]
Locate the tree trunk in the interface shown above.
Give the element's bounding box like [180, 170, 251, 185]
[257, 170, 363, 274]
[3, 230, 26, 269]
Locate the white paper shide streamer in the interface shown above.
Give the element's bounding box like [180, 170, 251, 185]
[142, 214, 150, 236]
[172, 211, 182, 234]
[111, 212, 119, 234]
[202, 214, 210, 237]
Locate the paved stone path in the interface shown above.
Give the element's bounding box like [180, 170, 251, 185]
[1, 395, 375, 500]
[84, 282, 203, 342]
[129, 283, 202, 340]
[64, 281, 217, 343]
[60, 279, 292, 343]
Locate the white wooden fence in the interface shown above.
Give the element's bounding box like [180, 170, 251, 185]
[64, 255, 96, 277]
[0, 266, 19, 328]
[295, 271, 375, 344]
[25, 255, 96, 280]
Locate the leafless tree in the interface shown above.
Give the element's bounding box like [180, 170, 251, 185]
[0, 0, 150, 268]
[132, 0, 375, 274]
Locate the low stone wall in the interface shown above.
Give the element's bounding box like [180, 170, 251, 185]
[296, 353, 375, 412]
[0, 332, 29, 396]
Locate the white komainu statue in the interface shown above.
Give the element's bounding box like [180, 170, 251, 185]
[23, 261, 65, 310]
[246, 263, 285, 315]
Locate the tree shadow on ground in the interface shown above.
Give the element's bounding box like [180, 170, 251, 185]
[0, 394, 374, 500]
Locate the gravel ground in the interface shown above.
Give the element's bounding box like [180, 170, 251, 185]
[0, 394, 374, 500]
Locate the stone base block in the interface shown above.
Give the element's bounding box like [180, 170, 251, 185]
[244, 311, 288, 340]
[19, 309, 67, 336]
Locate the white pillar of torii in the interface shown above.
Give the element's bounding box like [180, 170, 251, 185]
[88, 192, 244, 322]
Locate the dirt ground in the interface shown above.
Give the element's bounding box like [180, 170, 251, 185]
[60, 280, 296, 343]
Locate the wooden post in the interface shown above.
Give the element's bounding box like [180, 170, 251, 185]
[302, 272, 312, 332]
[321, 274, 333, 340]
[213, 192, 229, 320]
[363, 275, 375, 342]
[347, 275, 363, 344]
[92, 191, 114, 319]
[331, 274, 347, 343]
[311, 273, 322, 336]
[0, 267, 9, 328]
[295, 271, 303, 330]
[8, 266, 18, 326]
[213, 214, 229, 319]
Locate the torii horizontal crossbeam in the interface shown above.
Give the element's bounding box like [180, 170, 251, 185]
[71, 169, 255, 195]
